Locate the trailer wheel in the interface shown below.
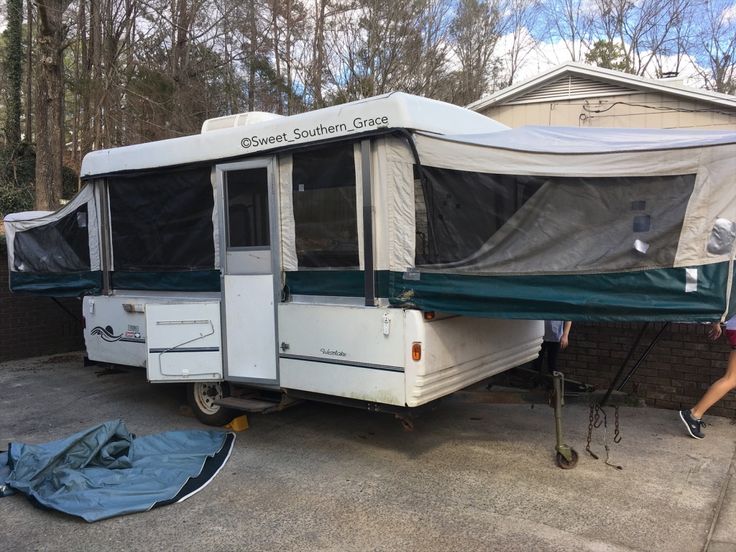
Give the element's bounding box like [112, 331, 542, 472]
[555, 449, 579, 470]
[187, 382, 236, 426]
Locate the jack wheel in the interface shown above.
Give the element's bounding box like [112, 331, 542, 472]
[187, 382, 236, 426]
[555, 449, 579, 469]
[395, 414, 415, 432]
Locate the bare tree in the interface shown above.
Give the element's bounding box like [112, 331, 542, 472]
[543, 0, 594, 62]
[650, 0, 695, 78]
[25, 0, 33, 141]
[409, 0, 453, 98]
[500, 0, 541, 86]
[3, 0, 23, 149]
[69, 0, 138, 165]
[450, 0, 504, 104]
[35, 0, 73, 210]
[692, 0, 736, 93]
[593, 0, 692, 75]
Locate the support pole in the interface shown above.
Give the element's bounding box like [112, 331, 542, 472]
[361, 139, 375, 306]
[600, 322, 670, 407]
[615, 322, 671, 393]
[599, 323, 649, 407]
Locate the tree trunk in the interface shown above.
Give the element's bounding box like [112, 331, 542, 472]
[285, 0, 293, 114]
[247, 0, 257, 111]
[35, 0, 71, 210]
[25, 0, 33, 142]
[4, 0, 23, 149]
[271, 1, 283, 114]
[312, 0, 326, 108]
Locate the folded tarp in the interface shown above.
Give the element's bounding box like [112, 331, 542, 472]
[0, 420, 235, 522]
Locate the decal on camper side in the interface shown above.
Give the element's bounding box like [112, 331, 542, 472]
[320, 348, 347, 357]
[91, 325, 145, 344]
[240, 115, 390, 150]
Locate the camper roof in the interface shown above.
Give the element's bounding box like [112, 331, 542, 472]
[80, 92, 507, 178]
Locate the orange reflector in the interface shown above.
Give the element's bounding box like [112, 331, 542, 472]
[423, 311, 436, 321]
[412, 342, 422, 361]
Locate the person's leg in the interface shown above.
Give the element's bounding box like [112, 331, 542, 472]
[533, 342, 547, 369]
[546, 341, 561, 374]
[533, 342, 548, 386]
[691, 349, 736, 419]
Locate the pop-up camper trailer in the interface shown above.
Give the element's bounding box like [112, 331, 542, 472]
[5, 92, 736, 425]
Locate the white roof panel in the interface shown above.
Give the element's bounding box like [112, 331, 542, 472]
[81, 92, 508, 177]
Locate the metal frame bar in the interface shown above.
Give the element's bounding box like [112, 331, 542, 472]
[361, 139, 376, 307]
[98, 179, 112, 295]
[599, 322, 670, 407]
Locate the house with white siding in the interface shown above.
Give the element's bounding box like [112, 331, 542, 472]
[468, 62, 736, 130]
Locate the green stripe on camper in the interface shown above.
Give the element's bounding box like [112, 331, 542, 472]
[389, 263, 731, 322]
[111, 270, 221, 292]
[9, 271, 102, 296]
[285, 270, 390, 297]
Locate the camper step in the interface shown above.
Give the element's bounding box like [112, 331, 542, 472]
[214, 397, 283, 413]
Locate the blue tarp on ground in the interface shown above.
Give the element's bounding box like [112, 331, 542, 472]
[0, 420, 235, 522]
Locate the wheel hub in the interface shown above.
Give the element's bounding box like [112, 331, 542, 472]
[195, 383, 222, 414]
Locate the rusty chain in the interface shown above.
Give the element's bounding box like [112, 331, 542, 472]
[613, 405, 622, 444]
[586, 399, 623, 470]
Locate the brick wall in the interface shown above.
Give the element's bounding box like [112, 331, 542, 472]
[558, 322, 736, 418]
[0, 240, 84, 362]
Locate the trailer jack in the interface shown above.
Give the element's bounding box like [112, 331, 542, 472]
[552, 371, 579, 469]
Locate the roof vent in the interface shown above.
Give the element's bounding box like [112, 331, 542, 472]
[507, 75, 633, 104]
[201, 111, 284, 133]
[656, 74, 687, 87]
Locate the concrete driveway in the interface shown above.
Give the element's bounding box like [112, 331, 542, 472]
[1, 353, 735, 552]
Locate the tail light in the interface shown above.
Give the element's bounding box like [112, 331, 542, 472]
[411, 342, 422, 361]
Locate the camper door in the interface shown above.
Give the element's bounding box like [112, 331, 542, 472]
[217, 158, 280, 384]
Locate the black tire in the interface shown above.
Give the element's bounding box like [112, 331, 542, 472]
[187, 382, 237, 426]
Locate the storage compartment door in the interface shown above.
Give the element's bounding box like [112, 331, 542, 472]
[146, 302, 223, 382]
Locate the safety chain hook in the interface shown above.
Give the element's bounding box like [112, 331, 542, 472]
[613, 405, 622, 444]
[585, 400, 623, 470]
[586, 401, 599, 460]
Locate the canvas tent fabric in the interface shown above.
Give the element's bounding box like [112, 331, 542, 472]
[0, 420, 235, 522]
[379, 128, 736, 321]
[4, 92, 736, 321]
[433, 125, 736, 153]
[3, 185, 102, 295]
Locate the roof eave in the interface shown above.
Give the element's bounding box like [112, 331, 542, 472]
[467, 62, 736, 112]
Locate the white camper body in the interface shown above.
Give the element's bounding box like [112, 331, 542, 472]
[64, 92, 542, 422]
[83, 293, 540, 409]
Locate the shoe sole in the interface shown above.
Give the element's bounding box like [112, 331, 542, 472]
[679, 411, 704, 439]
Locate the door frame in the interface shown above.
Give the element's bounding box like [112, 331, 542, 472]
[215, 157, 281, 384]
